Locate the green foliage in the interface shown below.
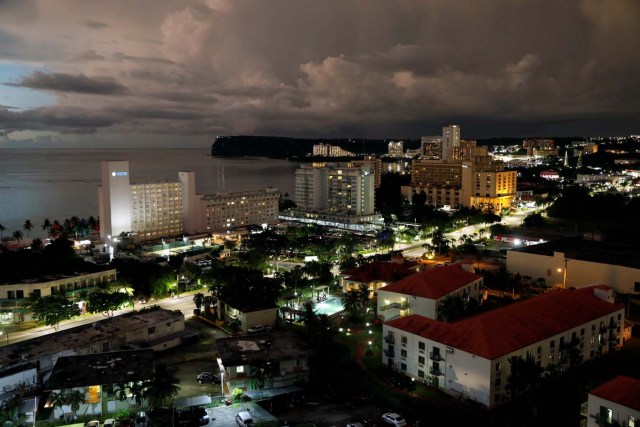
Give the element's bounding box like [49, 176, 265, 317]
[28, 294, 81, 330]
[143, 362, 181, 409]
[523, 213, 546, 228]
[86, 290, 130, 317]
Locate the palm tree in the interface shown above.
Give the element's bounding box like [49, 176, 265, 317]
[0, 406, 27, 426]
[65, 389, 86, 420]
[129, 381, 146, 407]
[143, 362, 181, 409]
[114, 383, 131, 408]
[42, 218, 52, 236]
[51, 219, 62, 238]
[23, 219, 33, 237]
[48, 391, 68, 422]
[31, 237, 43, 253]
[0, 223, 6, 240]
[193, 293, 204, 312]
[12, 230, 23, 243]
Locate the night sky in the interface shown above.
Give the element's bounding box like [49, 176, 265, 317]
[1, 0, 639, 148]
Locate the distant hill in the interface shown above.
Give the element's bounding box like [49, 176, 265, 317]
[210, 135, 420, 158]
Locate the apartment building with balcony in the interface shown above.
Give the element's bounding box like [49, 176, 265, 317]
[382, 286, 625, 407]
[288, 162, 383, 231]
[377, 262, 483, 322]
[585, 375, 640, 427]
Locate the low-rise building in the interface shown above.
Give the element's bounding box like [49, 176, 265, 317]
[220, 297, 278, 334]
[215, 331, 312, 393]
[382, 286, 624, 407]
[506, 236, 640, 294]
[377, 263, 483, 321]
[0, 269, 117, 323]
[44, 349, 154, 419]
[0, 307, 189, 377]
[586, 375, 640, 427]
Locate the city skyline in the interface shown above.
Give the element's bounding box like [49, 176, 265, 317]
[1, 0, 640, 149]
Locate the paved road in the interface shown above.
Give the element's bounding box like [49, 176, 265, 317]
[1, 291, 200, 347]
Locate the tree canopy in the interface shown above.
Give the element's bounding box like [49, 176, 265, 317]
[28, 294, 81, 330]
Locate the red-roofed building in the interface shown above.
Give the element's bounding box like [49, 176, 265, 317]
[339, 256, 420, 297]
[377, 262, 483, 321]
[382, 286, 624, 407]
[586, 376, 640, 427]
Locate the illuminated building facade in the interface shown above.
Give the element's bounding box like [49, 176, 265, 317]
[200, 189, 280, 231]
[383, 286, 624, 407]
[442, 125, 460, 161]
[99, 161, 280, 241]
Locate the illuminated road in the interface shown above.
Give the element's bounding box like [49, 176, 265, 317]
[1, 291, 200, 347]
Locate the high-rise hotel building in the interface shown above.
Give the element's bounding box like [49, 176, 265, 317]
[286, 162, 383, 231]
[99, 161, 279, 242]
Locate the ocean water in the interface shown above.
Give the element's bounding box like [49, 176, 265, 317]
[0, 148, 300, 239]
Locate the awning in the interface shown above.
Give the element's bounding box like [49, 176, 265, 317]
[174, 395, 212, 408]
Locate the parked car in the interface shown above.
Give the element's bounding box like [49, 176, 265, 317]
[103, 419, 116, 427]
[236, 411, 254, 426]
[381, 413, 407, 427]
[247, 324, 271, 334]
[197, 371, 220, 384]
[85, 421, 100, 427]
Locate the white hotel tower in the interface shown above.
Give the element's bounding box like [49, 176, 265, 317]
[98, 161, 279, 242]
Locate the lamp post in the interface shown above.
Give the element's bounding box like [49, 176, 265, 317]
[562, 258, 568, 288]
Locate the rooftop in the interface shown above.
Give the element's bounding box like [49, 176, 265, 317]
[216, 330, 311, 367]
[341, 259, 418, 284]
[590, 375, 640, 411]
[45, 349, 154, 390]
[0, 307, 183, 370]
[379, 262, 482, 300]
[510, 236, 640, 269]
[386, 286, 623, 359]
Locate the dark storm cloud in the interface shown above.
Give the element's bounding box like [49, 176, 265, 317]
[0, 106, 116, 132]
[11, 71, 129, 95]
[84, 19, 108, 29]
[75, 50, 106, 61]
[0, 0, 639, 143]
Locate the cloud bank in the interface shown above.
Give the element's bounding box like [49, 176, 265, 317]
[0, 0, 639, 146]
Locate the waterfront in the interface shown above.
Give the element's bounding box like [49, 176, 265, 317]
[0, 148, 300, 238]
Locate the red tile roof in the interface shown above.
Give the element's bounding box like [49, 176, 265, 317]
[385, 286, 623, 360]
[342, 261, 417, 284]
[590, 376, 640, 411]
[379, 263, 482, 300]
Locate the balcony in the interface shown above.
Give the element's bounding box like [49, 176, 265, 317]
[429, 352, 443, 361]
[429, 366, 443, 376]
[384, 348, 395, 358]
[384, 335, 396, 344]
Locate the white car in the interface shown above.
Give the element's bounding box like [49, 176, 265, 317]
[103, 420, 116, 427]
[85, 421, 100, 427]
[381, 412, 407, 427]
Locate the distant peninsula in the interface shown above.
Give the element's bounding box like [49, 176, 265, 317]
[210, 135, 585, 159]
[210, 135, 420, 159]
